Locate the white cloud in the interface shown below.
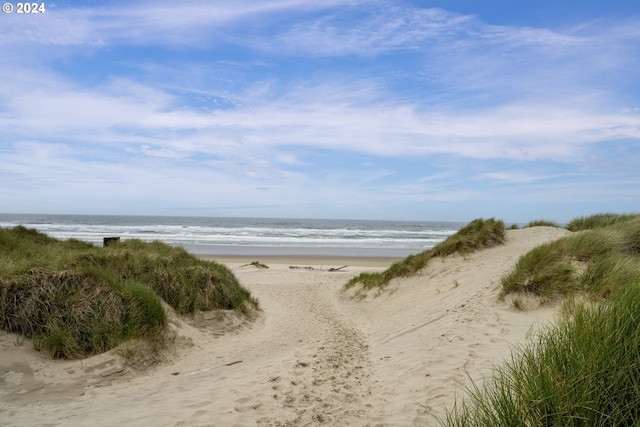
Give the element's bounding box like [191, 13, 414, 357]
[2, 65, 638, 167]
[1, 1, 639, 218]
[474, 172, 557, 184]
[1, 0, 366, 48]
[259, 7, 472, 55]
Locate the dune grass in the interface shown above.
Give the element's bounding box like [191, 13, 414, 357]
[501, 214, 640, 301]
[444, 213, 640, 426]
[524, 219, 560, 228]
[0, 226, 258, 359]
[566, 212, 637, 232]
[345, 218, 505, 290]
[444, 279, 640, 426]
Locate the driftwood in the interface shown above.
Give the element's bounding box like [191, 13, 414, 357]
[288, 265, 348, 272]
[241, 261, 269, 269]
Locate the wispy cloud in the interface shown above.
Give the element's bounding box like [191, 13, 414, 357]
[1, 1, 363, 48]
[1, 0, 639, 219]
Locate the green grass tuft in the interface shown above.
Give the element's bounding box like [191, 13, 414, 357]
[0, 227, 258, 359]
[444, 280, 640, 426]
[431, 218, 505, 257]
[566, 212, 637, 232]
[524, 219, 560, 228]
[501, 215, 640, 301]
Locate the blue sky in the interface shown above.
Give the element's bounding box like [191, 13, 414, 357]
[1, 1, 639, 223]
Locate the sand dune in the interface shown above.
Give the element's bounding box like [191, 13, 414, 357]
[0, 226, 570, 426]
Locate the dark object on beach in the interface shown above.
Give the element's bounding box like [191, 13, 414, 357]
[288, 265, 348, 272]
[103, 237, 120, 247]
[241, 261, 269, 269]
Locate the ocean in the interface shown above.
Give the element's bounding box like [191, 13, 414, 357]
[0, 214, 463, 257]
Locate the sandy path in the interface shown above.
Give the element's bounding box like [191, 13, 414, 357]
[0, 227, 570, 426]
[1, 264, 387, 426]
[339, 226, 571, 424]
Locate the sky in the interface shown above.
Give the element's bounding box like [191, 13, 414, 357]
[1, 0, 639, 223]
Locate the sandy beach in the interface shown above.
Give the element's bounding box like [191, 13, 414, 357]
[0, 226, 570, 426]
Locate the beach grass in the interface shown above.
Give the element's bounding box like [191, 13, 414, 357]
[443, 279, 640, 426]
[0, 226, 258, 359]
[345, 218, 505, 290]
[524, 219, 560, 228]
[566, 212, 637, 232]
[443, 213, 640, 426]
[501, 214, 640, 301]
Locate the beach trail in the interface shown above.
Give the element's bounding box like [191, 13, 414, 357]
[0, 227, 569, 426]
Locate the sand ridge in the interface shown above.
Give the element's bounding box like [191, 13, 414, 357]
[0, 226, 570, 426]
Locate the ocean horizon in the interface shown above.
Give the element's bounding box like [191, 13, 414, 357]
[0, 213, 464, 257]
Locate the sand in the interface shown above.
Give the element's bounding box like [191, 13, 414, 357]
[0, 226, 571, 426]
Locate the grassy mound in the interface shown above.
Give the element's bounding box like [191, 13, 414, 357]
[501, 214, 640, 301]
[444, 279, 640, 426]
[0, 226, 258, 359]
[345, 218, 505, 290]
[443, 213, 640, 425]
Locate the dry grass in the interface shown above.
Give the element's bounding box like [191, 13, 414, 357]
[0, 226, 258, 359]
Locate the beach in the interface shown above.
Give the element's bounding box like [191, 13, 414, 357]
[0, 226, 570, 426]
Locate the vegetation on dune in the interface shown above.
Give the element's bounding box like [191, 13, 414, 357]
[443, 213, 640, 426]
[444, 280, 640, 426]
[345, 218, 506, 290]
[524, 219, 560, 228]
[0, 226, 258, 359]
[342, 212, 640, 424]
[566, 212, 637, 232]
[501, 214, 640, 301]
